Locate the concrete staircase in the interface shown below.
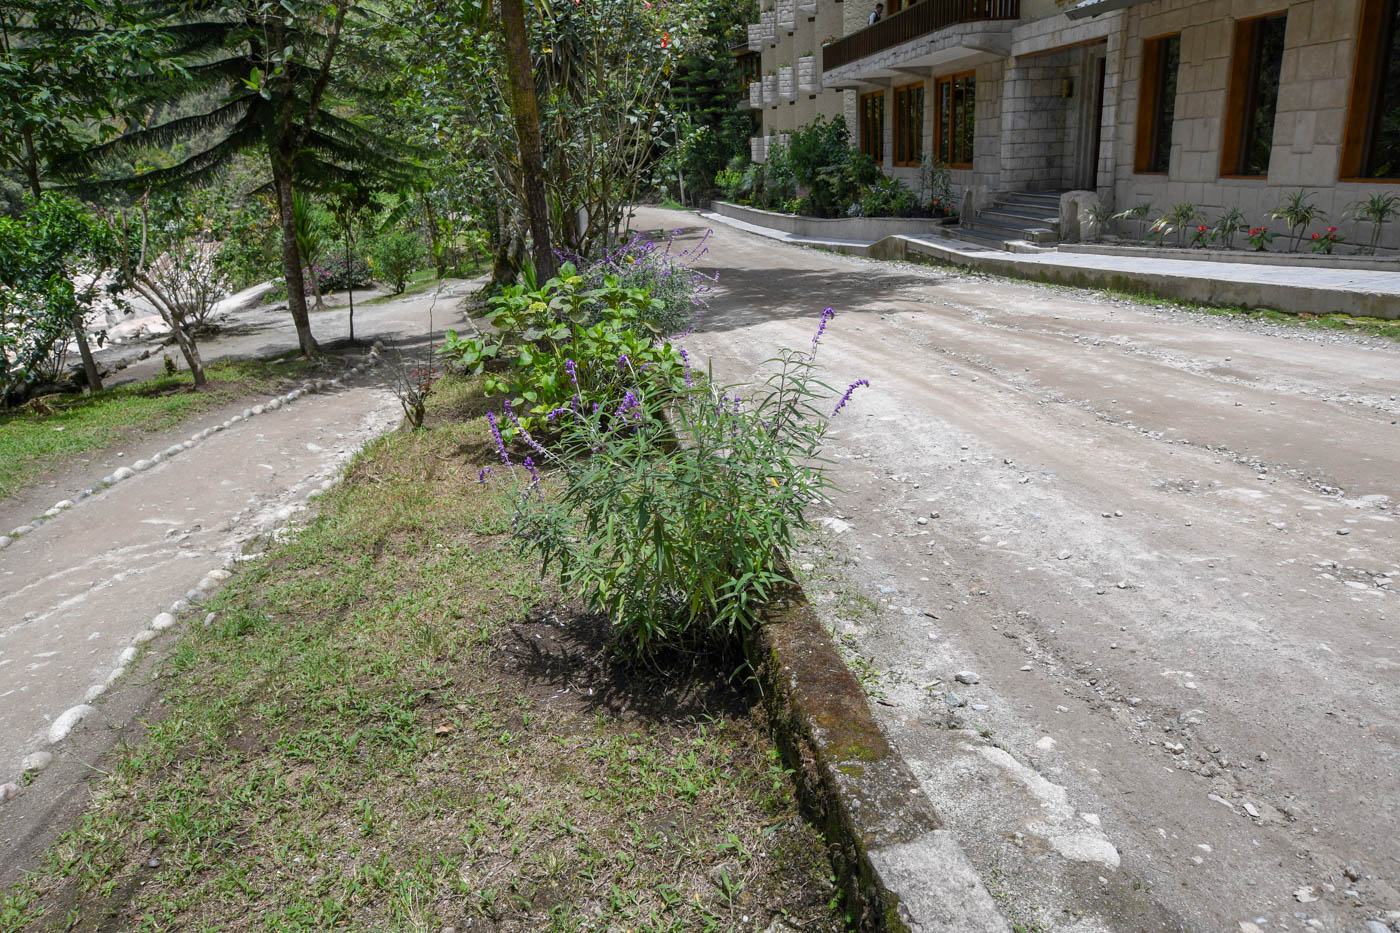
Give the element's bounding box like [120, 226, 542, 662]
[953, 190, 1066, 251]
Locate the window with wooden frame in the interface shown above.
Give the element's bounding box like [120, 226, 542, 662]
[892, 82, 924, 166]
[933, 71, 975, 168]
[1221, 11, 1288, 177]
[1341, 0, 1400, 179]
[860, 91, 885, 163]
[1133, 33, 1180, 174]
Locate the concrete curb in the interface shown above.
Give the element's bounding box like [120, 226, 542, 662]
[746, 579, 1011, 933]
[696, 207, 1400, 320]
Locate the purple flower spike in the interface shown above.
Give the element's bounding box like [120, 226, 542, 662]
[618, 353, 630, 370]
[477, 467, 493, 485]
[811, 307, 835, 356]
[832, 379, 869, 416]
[679, 349, 693, 387]
[523, 456, 543, 501]
[486, 411, 510, 464]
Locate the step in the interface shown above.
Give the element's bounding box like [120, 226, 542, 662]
[941, 227, 1015, 251]
[982, 206, 1060, 226]
[997, 192, 1065, 210]
[962, 217, 1058, 244]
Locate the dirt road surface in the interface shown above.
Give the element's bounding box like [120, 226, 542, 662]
[639, 206, 1400, 933]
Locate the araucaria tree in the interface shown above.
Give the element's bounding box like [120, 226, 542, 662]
[61, 0, 409, 355]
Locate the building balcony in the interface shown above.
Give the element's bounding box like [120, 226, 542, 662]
[761, 74, 779, 106]
[777, 0, 796, 32]
[747, 23, 764, 51]
[748, 80, 764, 108]
[778, 65, 796, 101]
[822, 0, 1019, 80]
[797, 0, 817, 15]
[797, 54, 821, 94]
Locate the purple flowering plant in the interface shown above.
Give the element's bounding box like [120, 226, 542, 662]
[485, 310, 868, 659]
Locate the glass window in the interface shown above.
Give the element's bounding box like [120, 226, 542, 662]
[893, 82, 924, 166]
[1342, 0, 1400, 178]
[860, 91, 885, 163]
[1222, 12, 1287, 177]
[933, 72, 975, 168]
[1134, 33, 1180, 174]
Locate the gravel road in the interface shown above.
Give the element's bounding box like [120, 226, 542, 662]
[641, 206, 1400, 933]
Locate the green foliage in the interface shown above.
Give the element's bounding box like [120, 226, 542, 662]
[1347, 193, 1400, 253]
[0, 194, 117, 401]
[1269, 189, 1325, 253]
[440, 262, 684, 435]
[1112, 202, 1154, 240]
[501, 332, 853, 659]
[1246, 225, 1275, 251]
[370, 230, 423, 294]
[859, 175, 919, 218]
[1211, 207, 1247, 250]
[1084, 202, 1114, 243]
[786, 117, 874, 218]
[1310, 225, 1344, 254]
[1150, 202, 1203, 248]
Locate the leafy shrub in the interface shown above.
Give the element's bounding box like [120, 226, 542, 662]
[370, 230, 423, 294]
[1269, 189, 1325, 253]
[787, 117, 875, 218]
[493, 312, 866, 659]
[860, 175, 920, 218]
[1211, 207, 1247, 250]
[573, 230, 715, 336]
[440, 262, 684, 434]
[307, 256, 371, 294]
[715, 167, 744, 200]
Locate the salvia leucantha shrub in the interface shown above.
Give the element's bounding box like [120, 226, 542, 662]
[480, 309, 869, 660]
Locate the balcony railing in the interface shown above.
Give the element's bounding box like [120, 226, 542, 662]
[822, 0, 1019, 72]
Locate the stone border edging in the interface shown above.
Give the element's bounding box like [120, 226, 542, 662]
[0, 351, 380, 554]
[746, 578, 1011, 933]
[1060, 241, 1400, 272]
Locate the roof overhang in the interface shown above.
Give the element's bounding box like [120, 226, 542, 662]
[1064, 0, 1151, 20]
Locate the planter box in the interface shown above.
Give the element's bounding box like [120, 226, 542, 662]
[762, 74, 778, 106]
[778, 65, 796, 101]
[749, 81, 764, 108]
[1059, 242, 1400, 273]
[797, 0, 817, 14]
[759, 11, 777, 41]
[777, 0, 795, 31]
[750, 136, 768, 164]
[711, 200, 953, 241]
[747, 23, 764, 51]
[797, 55, 820, 93]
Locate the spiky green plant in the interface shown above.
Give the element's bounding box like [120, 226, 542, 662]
[1269, 189, 1326, 253]
[1112, 202, 1154, 240]
[1347, 193, 1400, 254]
[1211, 207, 1247, 250]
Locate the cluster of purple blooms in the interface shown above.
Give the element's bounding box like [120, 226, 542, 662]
[558, 228, 718, 336]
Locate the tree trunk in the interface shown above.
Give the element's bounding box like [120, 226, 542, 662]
[271, 156, 318, 355]
[345, 227, 355, 343]
[21, 128, 41, 199]
[308, 261, 325, 311]
[169, 319, 206, 387]
[69, 314, 101, 391]
[500, 0, 557, 282]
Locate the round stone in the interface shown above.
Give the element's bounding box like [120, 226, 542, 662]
[251, 405, 265, 416]
[203, 612, 217, 626]
[165, 445, 185, 457]
[170, 599, 189, 613]
[53, 499, 74, 510]
[207, 569, 232, 581]
[0, 536, 11, 549]
[241, 409, 253, 419]
[105, 666, 126, 685]
[47, 704, 97, 744]
[101, 475, 117, 486]
[0, 783, 19, 802]
[10, 525, 33, 537]
[151, 612, 176, 630]
[196, 576, 220, 593]
[83, 684, 107, 703]
[21, 751, 53, 773]
[131, 629, 157, 645]
[113, 467, 136, 481]
[118, 646, 138, 665]
[42, 508, 61, 519]
[267, 398, 282, 410]
[132, 459, 154, 472]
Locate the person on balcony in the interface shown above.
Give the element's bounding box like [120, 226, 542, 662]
[868, 3, 883, 23]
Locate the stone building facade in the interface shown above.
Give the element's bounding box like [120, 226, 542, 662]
[746, 0, 1400, 248]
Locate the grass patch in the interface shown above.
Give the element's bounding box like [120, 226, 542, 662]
[656, 196, 686, 211]
[0, 374, 845, 933]
[0, 356, 326, 501]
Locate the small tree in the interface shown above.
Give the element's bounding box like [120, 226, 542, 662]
[111, 196, 224, 386]
[372, 229, 421, 294]
[0, 194, 116, 397]
[293, 192, 325, 311]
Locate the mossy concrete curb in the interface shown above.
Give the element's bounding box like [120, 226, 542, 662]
[745, 581, 1010, 933]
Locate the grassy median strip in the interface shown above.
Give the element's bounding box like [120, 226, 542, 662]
[0, 376, 845, 933]
[0, 357, 322, 500]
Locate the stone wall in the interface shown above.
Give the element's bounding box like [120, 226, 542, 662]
[1110, 0, 1400, 250]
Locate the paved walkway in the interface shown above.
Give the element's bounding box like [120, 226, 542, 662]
[698, 208, 1400, 317]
